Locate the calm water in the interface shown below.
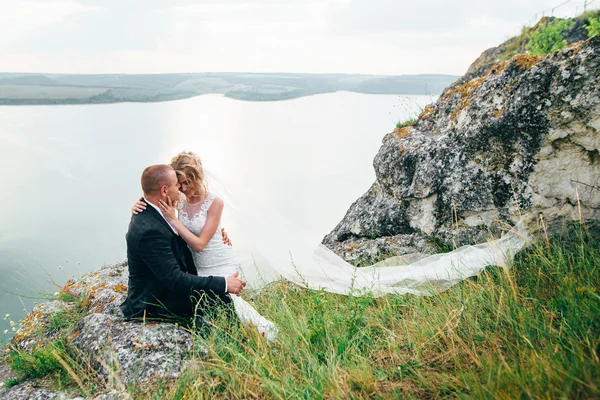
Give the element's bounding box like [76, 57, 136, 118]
[0, 92, 435, 331]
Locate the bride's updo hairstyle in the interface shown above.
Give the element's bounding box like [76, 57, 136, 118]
[170, 151, 208, 200]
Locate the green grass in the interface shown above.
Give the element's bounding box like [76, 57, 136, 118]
[164, 223, 599, 399]
[5, 292, 90, 394]
[396, 118, 417, 129]
[585, 16, 600, 38]
[8, 342, 72, 384]
[527, 19, 575, 56]
[3, 224, 599, 398]
[498, 11, 600, 61]
[579, 9, 600, 25]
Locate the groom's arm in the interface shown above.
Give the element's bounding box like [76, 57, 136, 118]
[139, 229, 227, 295]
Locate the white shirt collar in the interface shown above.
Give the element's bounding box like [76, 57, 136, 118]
[143, 197, 179, 235]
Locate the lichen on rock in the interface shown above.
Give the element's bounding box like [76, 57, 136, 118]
[12, 301, 78, 354]
[70, 313, 200, 383]
[4, 263, 208, 398]
[324, 35, 600, 264]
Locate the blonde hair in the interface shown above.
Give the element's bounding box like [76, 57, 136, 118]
[170, 151, 208, 200]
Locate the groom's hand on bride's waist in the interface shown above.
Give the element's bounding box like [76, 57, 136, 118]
[226, 272, 246, 294]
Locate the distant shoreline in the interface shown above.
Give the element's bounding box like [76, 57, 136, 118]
[0, 72, 458, 106]
[0, 89, 438, 106]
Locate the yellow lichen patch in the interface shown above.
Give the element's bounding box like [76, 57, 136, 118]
[394, 127, 411, 140]
[492, 109, 503, 118]
[510, 54, 542, 71]
[133, 341, 152, 351]
[113, 285, 128, 294]
[489, 60, 509, 77]
[418, 104, 436, 121]
[447, 76, 487, 120]
[87, 283, 109, 299]
[564, 41, 584, 55]
[443, 52, 541, 121]
[343, 242, 362, 252]
[12, 305, 75, 350]
[62, 279, 76, 291]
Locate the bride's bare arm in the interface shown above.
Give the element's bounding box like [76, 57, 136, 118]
[159, 196, 224, 252]
[131, 197, 146, 214]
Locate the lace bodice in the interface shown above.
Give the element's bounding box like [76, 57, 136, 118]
[177, 192, 239, 277]
[176, 192, 277, 341]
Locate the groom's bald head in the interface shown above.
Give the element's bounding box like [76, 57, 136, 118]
[141, 164, 176, 196]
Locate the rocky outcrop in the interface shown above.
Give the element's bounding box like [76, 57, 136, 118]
[0, 382, 75, 400]
[461, 12, 599, 83]
[3, 263, 206, 399]
[324, 35, 600, 264]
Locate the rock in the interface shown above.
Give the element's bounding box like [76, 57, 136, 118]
[61, 263, 129, 317]
[0, 355, 17, 396]
[8, 262, 209, 395]
[12, 301, 77, 353]
[0, 354, 76, 400]
[324, 35, 600, 264]
[326, 228, 436, 267]
[91, 390, 131, 400]
[0, 382, 80, 400]
[460, 12, 599, 83]
[10, 262, 131, 353]
[70, 313, 205, 384]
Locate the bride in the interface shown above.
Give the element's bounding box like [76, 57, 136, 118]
[132, 151, 278, 342]
[132, 151, 529, 342]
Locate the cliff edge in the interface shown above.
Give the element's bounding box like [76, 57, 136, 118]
[324, 34, 600, 265]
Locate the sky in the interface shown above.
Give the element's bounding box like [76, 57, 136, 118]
[0, 0, 596, 76]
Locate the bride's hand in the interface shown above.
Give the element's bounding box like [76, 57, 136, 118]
[158, 197, 178, 221]
[131, 197, 146, 215]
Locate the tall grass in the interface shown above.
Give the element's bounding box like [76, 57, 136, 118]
[4, 223, 599, 398]
[396, 118, 417, 129]
[167, 223, 599, 398]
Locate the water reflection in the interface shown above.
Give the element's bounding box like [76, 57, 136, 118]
[0, 92, 436, 327]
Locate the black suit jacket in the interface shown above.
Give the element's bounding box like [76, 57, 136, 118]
[121, 200, 228, 320]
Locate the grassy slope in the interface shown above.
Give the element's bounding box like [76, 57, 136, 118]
[167, 224, 599, 399]
[9, 224, 598, 398]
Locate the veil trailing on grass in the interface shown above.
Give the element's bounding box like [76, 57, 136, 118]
[205, 171, 530, 297]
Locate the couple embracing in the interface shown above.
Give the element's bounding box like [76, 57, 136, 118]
[120, 151, 278, 342]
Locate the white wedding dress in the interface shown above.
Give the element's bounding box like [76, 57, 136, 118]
[177, 192, 278, 342]
[203, 171, 531, 298]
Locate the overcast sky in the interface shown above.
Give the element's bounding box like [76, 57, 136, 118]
[0, 0, 595, 75]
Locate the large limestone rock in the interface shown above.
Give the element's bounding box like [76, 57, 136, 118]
[324, 35, 600, 264]
[11, 301, 78, 353]
[4, 263, 207, 398]
[0, 383, 78, 400]
[70, 312, 200, 383]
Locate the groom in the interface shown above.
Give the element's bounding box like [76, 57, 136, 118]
[120, 164, 245, 321]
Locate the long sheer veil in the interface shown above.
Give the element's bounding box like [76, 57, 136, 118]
[205, 170, 530, 297]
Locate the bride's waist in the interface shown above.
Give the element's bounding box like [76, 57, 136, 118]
[192, 244, 237, 258]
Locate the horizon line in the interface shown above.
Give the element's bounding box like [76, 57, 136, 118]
[0, 71, 461, 77]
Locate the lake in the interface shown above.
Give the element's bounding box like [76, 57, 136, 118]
[0, 92, 435, 333]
